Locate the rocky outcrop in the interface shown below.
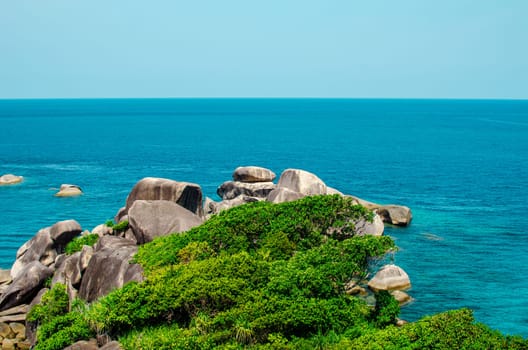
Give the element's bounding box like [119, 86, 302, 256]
[217, 181, 276, 200]
[266, 187, 305, 204]
[0, 174, 23, 185]
[10, 228, 55, 280]
[390, 290, 413, 306]
[50, 220, 82, 252]
[0, 269, 11, 285]
[276, 169, 327, 196]
[232, 166, 276, 183]
[377, 205, 413, 226]
[0, 304, 28, 323]
[128, 200, 203, 244]
[354, 214, 385, 236]
[78, 236, 143, 302]
[0, 319, 30, 350]
[204, 196, 261, 217]
[0, 262, 53, 311]
[11, 220, 82, 279]
[368, 264, 411, 292]
[55, 184, 83, 197]
[119, 177, 203, 219]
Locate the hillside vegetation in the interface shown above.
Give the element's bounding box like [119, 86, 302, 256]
[29, 195, 527, 349]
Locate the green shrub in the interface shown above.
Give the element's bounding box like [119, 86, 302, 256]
[28, 283, 69, 325]
[65, 234, 99, 255]
[371, 291, 400, 328]
[34, 312, 93, 350]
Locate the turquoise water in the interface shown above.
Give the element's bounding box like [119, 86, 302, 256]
[1, 98, 527, 336]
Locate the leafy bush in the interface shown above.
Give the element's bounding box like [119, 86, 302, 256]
[27, 283, 69, 324]
[64, 234, 99, 255]
[29, 195, 528, 349]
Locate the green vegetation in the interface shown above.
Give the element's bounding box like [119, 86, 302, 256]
[105, 219, 129, 232]
[29, 195, 528, 349]
[64, 233, 99, 255]
[28, 284, 94, 350]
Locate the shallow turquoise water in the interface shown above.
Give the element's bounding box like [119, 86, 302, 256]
[1, 98, 527, 336]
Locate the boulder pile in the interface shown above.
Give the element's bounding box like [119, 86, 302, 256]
[0, 165, 413, 349]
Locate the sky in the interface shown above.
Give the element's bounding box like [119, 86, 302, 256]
[1, 1, 527, 99]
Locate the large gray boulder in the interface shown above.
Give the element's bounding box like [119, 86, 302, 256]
[0, 262, 53, 311]
[368, 264, 411, 292]
[0, 174, 23, 185]
[11, 228, 56, 279]
[217, 181, 276, 200]
[50, 219, 82, 251]
[266, 187, 305, 204]
[354, 214, 385, 236]
[78, 236, 143, 302]
[232, 166, 276, 183]
[51, 252, 82, 288]
[276, 169, 327, 196]
[119, 177, 203, 219]
[377, 205, 413, 226]
[128, 200, 203, 244]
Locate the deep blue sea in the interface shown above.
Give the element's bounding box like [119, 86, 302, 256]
[1, 98, 527, 336]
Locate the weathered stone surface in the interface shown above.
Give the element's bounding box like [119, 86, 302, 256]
[17, 340, 32, 350]
[276, 169, 327, 195]
[52, 252, 81, 288]
[326, 187, 343, 195]
[129, 200, 203, 244]
[50, 219, 82, 249]
[368, 264, 411, 292]
[0, 269, 11, 285]
[353, 214, 385, 236]
[217, 181, 275, 200]
[63, 339, 98, 350]
[55, 184, 83, 197]
[266, 187, 304, 204]
[122, 177, 203, 218]
[9, 322, 25, 337]
[100, 341, 123, 350]
[79, 236, 143, 302]
[1, 338, 15, 350]
[79, 245, 94, 272]
[0, 262, 53, 311]
[391, 290, 413, 306]
[92, 224, 113, 237]
[232, 166, 276, 183]
[205, 196, 260, 217]
[0, 322, 14, 338]
[377, 205, 413, 226]
[0, 174, 23, 185]
[11, 228, 55, 279]
[0, 304, 28, 323]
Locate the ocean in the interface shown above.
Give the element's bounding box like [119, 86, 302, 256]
[1, 98, 527, 336]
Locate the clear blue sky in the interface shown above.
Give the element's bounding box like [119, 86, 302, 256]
[1, 1, 527, 99]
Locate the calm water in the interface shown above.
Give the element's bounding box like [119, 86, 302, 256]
[1, 98, 527, 336]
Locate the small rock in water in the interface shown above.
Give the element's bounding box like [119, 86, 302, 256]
[0, 174, 23, 185]
[55, 184, 83, 197]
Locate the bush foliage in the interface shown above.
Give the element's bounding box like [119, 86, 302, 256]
[64, 234, 99, 255]
[30, 195, 528, 349]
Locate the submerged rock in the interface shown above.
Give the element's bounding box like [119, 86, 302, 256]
[232, 166, 276, 183]
[128, 200, 203, 244]
[0, 174, 23, 185]
[377, 205, 413, 226]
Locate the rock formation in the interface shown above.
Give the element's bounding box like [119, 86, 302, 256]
[55, 184, 83, 197]
[232, 166, 276, 183]
[0, 174, 23, 185]
[128, 200, 203, 244]
[368, 264, 411, 292]
[117, 177, 204, 220]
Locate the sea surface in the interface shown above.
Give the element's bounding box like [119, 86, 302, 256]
[1, 98, 527, 336]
